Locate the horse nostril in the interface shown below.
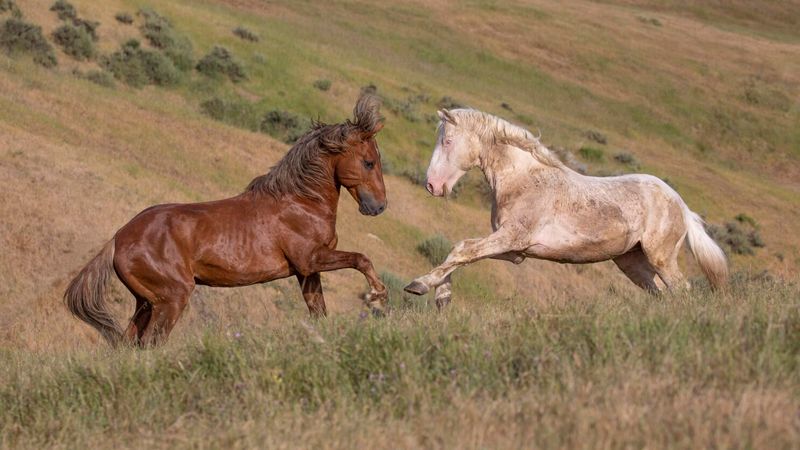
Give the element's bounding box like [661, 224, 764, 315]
[426, 182, 434, 194]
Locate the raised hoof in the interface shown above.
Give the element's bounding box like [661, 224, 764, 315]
[403, 280, 429, 296]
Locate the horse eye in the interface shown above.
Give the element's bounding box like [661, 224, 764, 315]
[444, 138, 453, 146]
[363, 160, 375, 170]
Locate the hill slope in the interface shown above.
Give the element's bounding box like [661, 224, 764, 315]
[1, 0, 799, 350]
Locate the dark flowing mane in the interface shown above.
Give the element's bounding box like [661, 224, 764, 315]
[245, 94, 382, 200]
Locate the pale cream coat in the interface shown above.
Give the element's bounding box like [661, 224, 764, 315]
[405, 109, 728, 307]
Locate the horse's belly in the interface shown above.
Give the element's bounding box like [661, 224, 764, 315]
[526, 223, 631, 264]
[193, 256, 293, 287]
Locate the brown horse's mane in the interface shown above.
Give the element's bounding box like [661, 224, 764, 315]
[246, 94, 382, 200]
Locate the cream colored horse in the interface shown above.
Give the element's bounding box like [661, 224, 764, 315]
[404, 109, 728, 307]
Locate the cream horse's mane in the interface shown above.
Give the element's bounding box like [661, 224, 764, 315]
[446, 109, 565, 169]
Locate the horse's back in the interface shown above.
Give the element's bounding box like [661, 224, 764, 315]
[112, 196, 291, 287]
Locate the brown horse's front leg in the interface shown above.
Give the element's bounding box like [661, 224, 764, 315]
[305, 248, 388, 313]
[296, 273, 327, 317]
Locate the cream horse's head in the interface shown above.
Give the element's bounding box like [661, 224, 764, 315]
[425, 109, 481, 197]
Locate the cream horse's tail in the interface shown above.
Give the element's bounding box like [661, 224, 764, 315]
[683, 208, 728, 290]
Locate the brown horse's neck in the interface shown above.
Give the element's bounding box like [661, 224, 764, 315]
[247, 157, 343, 216]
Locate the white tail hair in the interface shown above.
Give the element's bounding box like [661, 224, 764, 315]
[683, 209, 728, 289]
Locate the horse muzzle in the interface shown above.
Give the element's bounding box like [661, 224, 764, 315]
[358, 192, 386, 216]
[359, 200, 386, 216]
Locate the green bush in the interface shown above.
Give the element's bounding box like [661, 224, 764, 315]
[200, 97, 260, 131]
[400, 165, 427, 186]
[585, 129, 607, 144]
[0, 18, 57, 67]
[637, 15, 662, 26]
[50, 0, 97, 40]
[578, 145, 605, 162]
[138, 8, 193, 71]
[437, 96, 464, 109]
[71, 17, 98, 41]
[52, 24, 93, 60]
[379, 271, 419, 310]
[416, 234, 452, 266]
[313, 79, 331, 91]
[84, 69, 114, 87]
[706, 214, 765, 256]
[260, 109, 310, 144]
[361, 83, 377, 95]
[73, 69, 115, 87]
[232, 26, 258, 42]
[196, 46, 246, 82]
[50, 0, 75, 21]
[102, 39, 180, 88]
[114, 12, 133, 25]
[0, 0, 21, 18]
[613, 152, 640, 169]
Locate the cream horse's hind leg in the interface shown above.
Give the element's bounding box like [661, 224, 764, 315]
[405, 230, 518, 296]
[433, 274, 452, 310]
[613, 246, 661, 293]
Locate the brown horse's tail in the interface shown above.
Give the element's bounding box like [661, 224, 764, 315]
[64, 239, 122, 346]
[683, 209, 729, 290]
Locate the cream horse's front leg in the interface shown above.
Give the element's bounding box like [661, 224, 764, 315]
[404, 231, 517, 297]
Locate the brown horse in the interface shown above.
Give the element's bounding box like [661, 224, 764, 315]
[65, 94, 389, 347]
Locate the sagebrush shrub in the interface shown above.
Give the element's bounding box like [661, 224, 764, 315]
[103, 39, 180, 88]
[706, 214, 765, 256]
[196, 46, 246, 82]
[613, 152, 640, 169]
[416, 235, 452, 266]
[585, 129, 608, 145]
[200, 97, 260, 131]
[114, 12, 133, 25]
[138, 8, 193, 71]
[437, 96, 464, 110]
[84, 69, 114, 87]
[50, 0, 75, 21]
[578, 146, 605, 162]
[52, 24, 93, 60]
[260, 109, 309, 144]
[313, 79, 331, 91]
[379, 271, 417, 308]
[50, 0, 98, 41]
[0, 18, 57, 67]
[0, 0, 21, 18]
[233, 26, 258, 42]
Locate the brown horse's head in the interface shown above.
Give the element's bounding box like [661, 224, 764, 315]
[334, 94, 387, 216]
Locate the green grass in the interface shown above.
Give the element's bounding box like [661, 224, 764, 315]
[1, 280, 798, 448]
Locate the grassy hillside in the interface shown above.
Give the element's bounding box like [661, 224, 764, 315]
[2, 282, 799, 448]
[1, 0, 799, 446]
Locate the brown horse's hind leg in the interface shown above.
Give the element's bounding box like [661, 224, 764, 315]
[297, 273, 327, 317]
[124, 296, 152, 346]
[139, 294, 191, 347]
[613, 247, 661, 293]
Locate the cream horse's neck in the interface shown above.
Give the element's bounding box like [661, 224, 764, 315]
[478, 140, 571, 205]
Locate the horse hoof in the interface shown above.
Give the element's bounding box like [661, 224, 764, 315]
[404, 281, 429, 296]
[436, 296, 451, 310]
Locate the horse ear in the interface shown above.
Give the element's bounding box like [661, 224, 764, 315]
[351, 93, 383, 137]
[438, 109, 456, 125]
[361, 121, 384, 139]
